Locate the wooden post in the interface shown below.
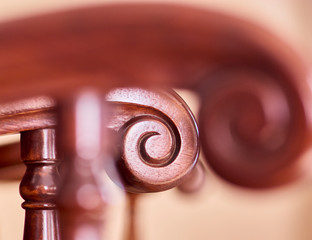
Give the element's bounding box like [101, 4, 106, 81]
[20, 128, 60, 240]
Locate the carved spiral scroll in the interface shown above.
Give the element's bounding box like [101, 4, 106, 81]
[121, 115, 180, 168]
[199, 68, 308, 188]
[106, 88, 199, 193]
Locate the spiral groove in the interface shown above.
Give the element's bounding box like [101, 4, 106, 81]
[120, 115, 181, 168]
[106, 88, 199, 193]
[199, 68, 307, 187]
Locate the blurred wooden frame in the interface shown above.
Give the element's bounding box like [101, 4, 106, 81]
[0, 3, 311, 240]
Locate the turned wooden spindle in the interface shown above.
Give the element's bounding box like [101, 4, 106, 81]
[19, 128, 60, 240]
[56, 90, 108, 240]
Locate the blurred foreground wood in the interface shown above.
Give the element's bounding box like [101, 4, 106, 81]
[0, 2, 311, 240]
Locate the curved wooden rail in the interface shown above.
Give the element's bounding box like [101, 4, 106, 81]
[0, 3, 310, 186]
[0, 4, 308, 100]
[0, 3, 311, 240]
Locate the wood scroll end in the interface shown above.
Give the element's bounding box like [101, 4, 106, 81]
[106, 88, 200, 193]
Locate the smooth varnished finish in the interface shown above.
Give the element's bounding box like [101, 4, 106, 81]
[20, 128, 60, 240]
[0, 4, 310, 190]
[0, 96, 55, 134]
[106, 88, 199, 193]
[0, 3, 311, 239]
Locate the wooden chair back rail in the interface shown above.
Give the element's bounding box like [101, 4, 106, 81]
[0, 3, 311, 240]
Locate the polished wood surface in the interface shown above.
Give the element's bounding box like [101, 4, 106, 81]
[0, 96, 55, 134]
[106, 88, 199, 193]
[20, 128, 60, 240]
[0, 88, 200, 192]
[0, 5, 310, 188]
[0, 2, 311, 240]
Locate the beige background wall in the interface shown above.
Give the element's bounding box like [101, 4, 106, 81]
[0, 1, 312, 240]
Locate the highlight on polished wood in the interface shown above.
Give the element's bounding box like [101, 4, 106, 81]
[106, 88, 199, 193]
[0, 2, 311, 240]
[19, 128, 60, 240]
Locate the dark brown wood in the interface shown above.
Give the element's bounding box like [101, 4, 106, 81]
[56, 90, 108, 240]
[106, 88, 199, 192]
[19, 128, 60, 240]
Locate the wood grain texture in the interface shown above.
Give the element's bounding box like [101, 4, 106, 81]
[0, 96, 55, 134]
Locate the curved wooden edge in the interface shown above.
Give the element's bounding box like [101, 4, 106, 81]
[0, 96, 55, 134]
[0, 3, 310, 190]
[106, 88, 199, 192]
[0, 3, 308, 104]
